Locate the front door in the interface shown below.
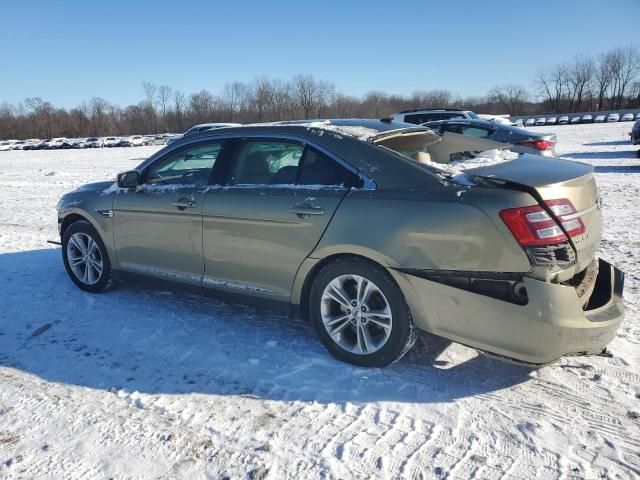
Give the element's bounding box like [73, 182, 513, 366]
[113, 140, 225, 284]
[202, 138, 355, 301]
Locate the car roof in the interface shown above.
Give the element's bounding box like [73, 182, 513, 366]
[141, 119, 439, 190]
[396, 108, 465, 115]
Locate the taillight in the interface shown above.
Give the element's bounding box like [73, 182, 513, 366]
[518, 139, 555, 151]
[545, 199, 586, 237]
[499, 198, 584, 247]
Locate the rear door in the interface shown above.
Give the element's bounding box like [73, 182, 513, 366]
[201, 138, 354, 301]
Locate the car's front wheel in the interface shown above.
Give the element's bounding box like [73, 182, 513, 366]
[62, 220, 114, 293]
[309, 258, 416, 367]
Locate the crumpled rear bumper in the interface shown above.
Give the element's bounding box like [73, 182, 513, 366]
[394, 258, 624, 365]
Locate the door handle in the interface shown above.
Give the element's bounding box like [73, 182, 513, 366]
[290, 203, 324, 218]
[171, 197, 197, 210]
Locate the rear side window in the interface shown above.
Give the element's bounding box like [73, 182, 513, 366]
[460, 126, 492, 138]
[230, 141, 304, 185]
[298, 148, 352, 186]
[404, 112, 465, 124]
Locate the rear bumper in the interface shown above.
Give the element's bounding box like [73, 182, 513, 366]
[394, 258, 624, 365]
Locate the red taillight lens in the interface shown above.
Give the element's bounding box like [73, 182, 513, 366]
[499, 198, 585, 247]
[545, 199, 586, 237]
[518, 139, 555, 151]
[500, 205, 567, 246]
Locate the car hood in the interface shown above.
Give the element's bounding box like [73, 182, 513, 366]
[74, 181, 115, 193]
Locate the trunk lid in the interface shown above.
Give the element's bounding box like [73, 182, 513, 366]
[466, 154, 602, 271]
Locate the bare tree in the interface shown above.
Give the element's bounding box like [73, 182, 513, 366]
[142, 81, 157, 132]
[536, 65, 567, 113]
[488, 84, 529, 114]
[173, 90, 187, 131]
[89, 97, 110, 136]
[594, 51, 617, 110]
[293, 74, 334, 119]
[157, 85, 172, 132]
[565, 56, 594, 112]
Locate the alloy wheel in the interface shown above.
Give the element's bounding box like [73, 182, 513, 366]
[66, 232, 104, 285]
[320, 274, 393, 355]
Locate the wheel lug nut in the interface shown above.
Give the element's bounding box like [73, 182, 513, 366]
[361, 306, 366, 311]
[351, 301, 357, 307]
[347, 309, 351, 314]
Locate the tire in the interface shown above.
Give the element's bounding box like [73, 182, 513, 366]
[62, 220, 115, 293]
[309, 258, 416, 368]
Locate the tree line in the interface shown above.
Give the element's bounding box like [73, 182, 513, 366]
[1, 46, 639, 140]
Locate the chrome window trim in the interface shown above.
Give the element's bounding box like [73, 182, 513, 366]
[144, 132, 377, 190]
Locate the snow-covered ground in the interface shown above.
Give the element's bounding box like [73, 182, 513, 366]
[0, 123, 639, 479]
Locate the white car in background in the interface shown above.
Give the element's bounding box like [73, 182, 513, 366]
[524, 118, 535, 127]
[103, 137, 120, 147]
[558, 116, 569, 125]
[582, 114, 594, 123]
[546, 117, 557, 125]
[476, 114, 515, 126]
[607, 113, 620, 122]
[46, 138, 70, 149]
[535, 117, 546, 126]
[621, 113, 635, 121]
[594, 115, 606, 123]
[0, 141, 14, 151]
[129, 135, 145, 146]
[570, 116, 581, 124]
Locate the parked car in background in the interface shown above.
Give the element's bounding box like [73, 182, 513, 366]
[0, 141, 13, 151]
[621, 113, 635, 122]
[71, 138, 88, 149]
[558, 116, 569, 125]
[476, 114, 516, 126]
[30, 139, 50, 150]
[392, 108, 479, 125]
[85, 137, 103, 148]
[103, 137, 120, 147]
[582, 114, 593, 123]
[535, 118, 546, 126]
[546, 117, 557, 125]
[423, 119, 557, 157]
[607, 113, 620, 122]
[630, 119, 640, 145]
[636, 113, 640, 120]
[19, 139, 40, 150]
[56, 119, 624, 367]
[570, 116, 581, 124]
[594, 115, 606, 123]
[129, 135, 145, 146]
[524, 118, 535, 127]
[10, 140, 27, 150]
[46, 138, 72, 149]
[116, 137, 134, 147]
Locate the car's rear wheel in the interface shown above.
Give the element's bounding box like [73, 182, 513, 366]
[62, 220, 114, 293]
[309, 258, 416, 367]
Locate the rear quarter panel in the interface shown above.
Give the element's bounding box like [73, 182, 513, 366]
[309, 188, 533, 272]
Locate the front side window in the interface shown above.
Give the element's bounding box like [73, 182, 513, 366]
[230, 141, 304, 185]
[146, 142, 222, 186]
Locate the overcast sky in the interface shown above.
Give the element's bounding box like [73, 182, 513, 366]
[1, 0, 639, 107]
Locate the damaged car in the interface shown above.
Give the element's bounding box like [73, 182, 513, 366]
[56, 119, 624, 367]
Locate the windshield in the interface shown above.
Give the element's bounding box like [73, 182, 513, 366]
[466, 111, 479, 119]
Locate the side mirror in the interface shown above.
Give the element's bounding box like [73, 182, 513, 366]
[117, 170, 140, 188]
